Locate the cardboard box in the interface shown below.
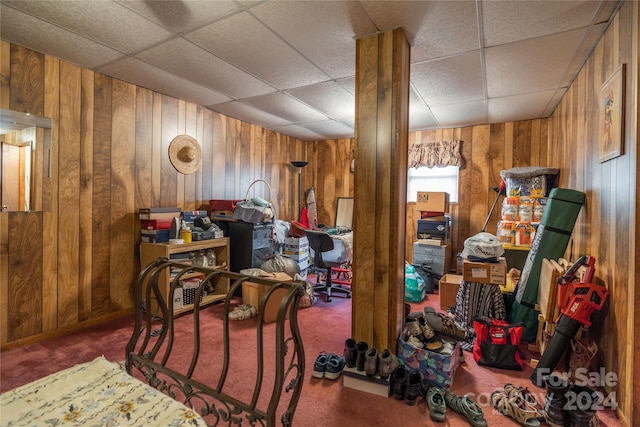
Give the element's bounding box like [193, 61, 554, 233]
[439, 274, 462, 310]
[284, 236, 309, 254]
[462, 257, 507, 285]
[416, 192, 450, 213]
[241, 272, 294, 323]
[173, 287, 184, 310]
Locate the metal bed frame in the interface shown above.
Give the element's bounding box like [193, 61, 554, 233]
[126, 258, 305, 427]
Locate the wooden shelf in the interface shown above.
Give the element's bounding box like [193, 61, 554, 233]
[140, 237, 230, 318]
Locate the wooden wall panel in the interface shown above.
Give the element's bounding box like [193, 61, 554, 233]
[0, 41, 9, 109]
[9, 45, 44, 115]
[57, 61, 81, 328]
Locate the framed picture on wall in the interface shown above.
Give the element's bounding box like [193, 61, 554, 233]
[598, 64, 626, 163]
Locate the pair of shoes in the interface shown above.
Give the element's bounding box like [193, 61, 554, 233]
[491, 389, 541, 427]
[426, 387, 446, 422]
[228, 304, 257, 320]
[312, 352, 345, 380]
[446, 391, 487, 427]
[388, 365, 423, 405]
[406, 312, 435, 340]
[504, 383, 543, 412]
[424, 307, 466, 340]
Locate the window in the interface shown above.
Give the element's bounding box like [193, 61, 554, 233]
[407, 166, 458, 203]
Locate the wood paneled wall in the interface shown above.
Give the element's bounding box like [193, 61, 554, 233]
[0, 41, 311, 349]
[547, 3, 638, 425]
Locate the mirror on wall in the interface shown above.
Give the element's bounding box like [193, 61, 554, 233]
[1, 109, 53, 212]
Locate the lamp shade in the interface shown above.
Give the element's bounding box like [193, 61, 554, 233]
[291, 161, 308, 168]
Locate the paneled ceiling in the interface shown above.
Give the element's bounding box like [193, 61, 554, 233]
[0, 0, 623, 141]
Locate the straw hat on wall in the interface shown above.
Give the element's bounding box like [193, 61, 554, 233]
[168, 135, 202, 174]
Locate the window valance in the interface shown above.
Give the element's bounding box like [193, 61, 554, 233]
[408, 139, 465, 169]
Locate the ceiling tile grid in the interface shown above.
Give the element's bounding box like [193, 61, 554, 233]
[0, 0, 624, 141]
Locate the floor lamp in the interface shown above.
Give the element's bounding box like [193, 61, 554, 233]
[291, 161, 308, 221]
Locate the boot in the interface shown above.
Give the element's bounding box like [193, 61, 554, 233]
[389, 365, 408, 400]
[356, 341, 368, 371]
[404, 369, 423, 406]
[377, 348, 398, 380]
[364, 347, 378, 377]
[343, 338, 357, 368]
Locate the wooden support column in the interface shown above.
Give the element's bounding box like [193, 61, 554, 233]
[352, 28, 410, 352]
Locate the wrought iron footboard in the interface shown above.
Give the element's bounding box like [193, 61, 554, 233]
[125, 258, 305, 427]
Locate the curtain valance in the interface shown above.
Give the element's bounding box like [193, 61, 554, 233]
[408, 139, 465, 169]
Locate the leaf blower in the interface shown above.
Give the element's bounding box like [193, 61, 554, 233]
[530, 255, 609, 386]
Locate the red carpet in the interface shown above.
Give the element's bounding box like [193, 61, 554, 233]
[1, 289, 621, 426]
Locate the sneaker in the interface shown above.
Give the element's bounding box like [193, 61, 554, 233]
[325, 354, 346, 380]
[312, 352, 330, 379]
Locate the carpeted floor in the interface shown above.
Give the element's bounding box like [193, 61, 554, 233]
[0, 284, 621, 426]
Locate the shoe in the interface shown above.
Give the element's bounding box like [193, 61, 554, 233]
[377, 348, 398, 380]
[406, 335, 424, 349]
[364, 347, 378, 377]
[325, 354, 346, 380]
[492, 390, 541, 426]
[426, 387, 446, 422]
[447, 391, 487, 427]
[344, 338, 357, 368]
[424, 307, 465, 340]
[389, 365, 408, 400]
[504, 383, 543, 412]
[404, 369, 423, 406]
[356, 341, 368, 371]
[312, 352, 330, 379]
[229, 305, 252, 320]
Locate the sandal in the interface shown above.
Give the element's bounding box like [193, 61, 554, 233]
[492, 390, 541, 427]
[504, 383, 542, 411]
[426, 387, 446, 422]
[445, 392, 487, 427]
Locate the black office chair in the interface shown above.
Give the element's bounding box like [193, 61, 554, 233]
[304, 229, 351, 302]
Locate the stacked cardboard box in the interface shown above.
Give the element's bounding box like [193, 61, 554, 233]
[283, 236, 310, 279]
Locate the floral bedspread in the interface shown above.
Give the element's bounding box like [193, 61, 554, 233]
[1, 356, 206, 426]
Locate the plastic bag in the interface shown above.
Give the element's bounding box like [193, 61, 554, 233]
[460, 232, 505, 261]
[405, 264, 426, 302]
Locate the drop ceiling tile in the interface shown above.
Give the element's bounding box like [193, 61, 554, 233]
[208, 101, 291, 129]
[301, 120, 354, 140]
[185, 12, 329, 89]
[485, 28, 586, 98]
[592, 1, 624, 24]
[542, 88, 569, 117]
[430, 100, 488, 128]
[482, 0, 601, 46]
[98, 58, 231, 106]
[487, 90, 556, 123]
[336, 77, 356, 96]
[250, 1, 376, 80]
[269, 124, 326, 141]
[411, 51, 485, 106]
[559, 23, 607, 87]
[243, 92, 329, 124]
[409, 88, 438, 131]
[3, 0, 171, 53]
[117, 0, 242, 34]
[0, 5, 124, 69]
[361, 1, 479, 62]
[286, 81, 355, 120]
[136, 38, 275, 99]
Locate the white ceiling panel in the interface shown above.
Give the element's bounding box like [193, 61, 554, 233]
[186, 12, 329, 89]
[242, 92, 330, 124]
[4, 0, 171, 54]
[208, 101, 291, 129]
[431, 100, 488, 128]
[285, 81, 355, 120]
[482, 0, 601, 46]
[250, 1, 376, 80]
[485, 28, 587, 98]
[487, 90, 557, 123]
[98, 57, 232, 107]
[0, 0, 624, 140]
[411, 51, 485, 106]
[136, 38, 275, 99]
[117, 0, 242, 34]
[0, 6, 124, 69]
